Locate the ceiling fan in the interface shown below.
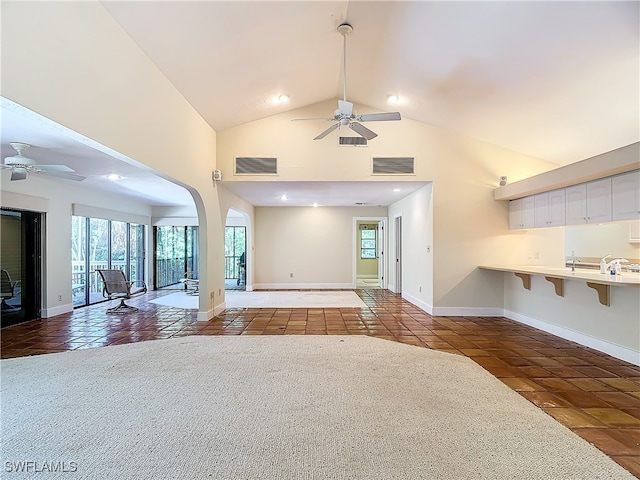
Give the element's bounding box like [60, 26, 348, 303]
[1, 142, 85, 182]
[292, 23, 401, 140]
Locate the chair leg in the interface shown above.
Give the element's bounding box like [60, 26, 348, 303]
[106, 298, 139, 314]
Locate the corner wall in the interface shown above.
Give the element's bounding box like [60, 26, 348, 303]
[2, 1, 221, 318]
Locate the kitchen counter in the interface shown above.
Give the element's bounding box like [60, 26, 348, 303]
[480, 265, 640, 286]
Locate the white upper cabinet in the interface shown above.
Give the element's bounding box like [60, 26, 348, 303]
[565, 178, 612, 224]
[509, 170, 638, 229]
[509, 196, 535, 229]
[534, 189, 565, 227]
[565, 184, 587, 224]
[612, 170, 640, 221]
[586, 178, 612, 223]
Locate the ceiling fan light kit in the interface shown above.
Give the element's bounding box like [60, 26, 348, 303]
[2, 142, 85, 182]
[292, 23, 401, 141]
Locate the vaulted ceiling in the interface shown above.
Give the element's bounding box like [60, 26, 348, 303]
[2, 1, 638, 207]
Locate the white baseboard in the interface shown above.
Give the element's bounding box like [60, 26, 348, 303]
[42, 303, 73, 318]
[504, 309, 640, 366]
[432, 306, 505, 317]
[253, 283, 355, 290]
[197, 302, 225, 322]
[401, 292, 503, 317]
[401, 292, 433, 314]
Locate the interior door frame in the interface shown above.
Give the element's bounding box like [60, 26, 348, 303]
[394, 214, 402, 294]
[353, 216, 387, 289]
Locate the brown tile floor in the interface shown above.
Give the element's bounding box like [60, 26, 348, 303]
[2, 288, 639, 478]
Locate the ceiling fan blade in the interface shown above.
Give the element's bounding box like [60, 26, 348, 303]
[349, 122, 378, 140]
[338, 100, 353, 116]
[10, 168, 28, 181]
[313, 123, 340, 140]
[291, 117, 333, 122]
[35, 170, 86, 181]
[36, 164, 75, 172]
[357, 112, 402, 122]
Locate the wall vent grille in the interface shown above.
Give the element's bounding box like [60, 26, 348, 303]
[234, 157, 278, 175]
[339, 136, 368, 146]
[371, 157, 415, 175]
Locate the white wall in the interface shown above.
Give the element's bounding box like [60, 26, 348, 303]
[218, 100, 561, 310]
[502, 272, 640, 365]
[2, 2, 221, 319]
[1, 175, 152, 317]
[254, 206, 386, 289]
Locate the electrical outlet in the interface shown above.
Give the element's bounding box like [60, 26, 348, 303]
[426, 245, 430, 253]
[419, 286, 422, 292]
[57, 294, 62, 302]
[290, 273, 293, 278]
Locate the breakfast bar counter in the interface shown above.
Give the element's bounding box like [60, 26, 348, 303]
[479, 265, 640, 306]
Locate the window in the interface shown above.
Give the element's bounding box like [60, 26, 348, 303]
[361, 228, 377, 259]
[72, 216, 146, 307]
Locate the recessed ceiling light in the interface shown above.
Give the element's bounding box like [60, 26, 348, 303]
[278, 94, 289, 103]
[312, 202, 319, 208]
[280, 194, 288, 201]
[393, 188, 401, 192]
[387, 95, 400, 103]
[106, 174, 122, 181]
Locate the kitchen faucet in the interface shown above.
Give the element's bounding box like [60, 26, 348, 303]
[603, 257, 629, 273]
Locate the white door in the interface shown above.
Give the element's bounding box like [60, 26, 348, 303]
[394, 216, 402, 294]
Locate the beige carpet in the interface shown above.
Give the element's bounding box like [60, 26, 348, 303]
[225, 290, 367, 308]
[1, 336, 633, 479]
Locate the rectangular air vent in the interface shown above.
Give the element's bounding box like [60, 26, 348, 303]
[234, 157, 277, 175]
[339, 136, 368, 146]
[371, 157, 415, 175]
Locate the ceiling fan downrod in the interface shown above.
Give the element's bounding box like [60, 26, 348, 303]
[337, 23, 353, 103]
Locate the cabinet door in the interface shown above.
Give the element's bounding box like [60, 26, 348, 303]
[534, 193, 549, 227]
[547, 189, 566, 226]
[521, 196, 535, 228]
[612, 170, 640, 221]
[509, 199, 523, 229]
[586, 178, 612, 223]
[565, 184, 587, 224]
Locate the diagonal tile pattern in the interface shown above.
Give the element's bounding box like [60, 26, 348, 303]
[2, 288, 639, 478]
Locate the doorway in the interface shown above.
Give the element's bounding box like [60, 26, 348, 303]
[1, 208, 42, 327]
[355, 218, 385, 289]
[225, 226, 246, 291]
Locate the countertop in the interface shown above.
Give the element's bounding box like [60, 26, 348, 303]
[479, 265, 640, 286]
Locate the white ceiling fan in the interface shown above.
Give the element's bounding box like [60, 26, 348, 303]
[293, 23, 401, 140]
[1, 142, 85, 182]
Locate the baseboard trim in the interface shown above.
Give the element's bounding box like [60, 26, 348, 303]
[42, 303, 73, 318]
[432, 306, 505, 317]
[504, 309, 640, 366]
[197, 302, 225, 322]
[401, 292, 433, 315]
[253, 283, 355, 290]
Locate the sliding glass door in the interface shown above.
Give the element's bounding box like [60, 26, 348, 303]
[154, 226, 198, 289]
[72, 216, 146, 307]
